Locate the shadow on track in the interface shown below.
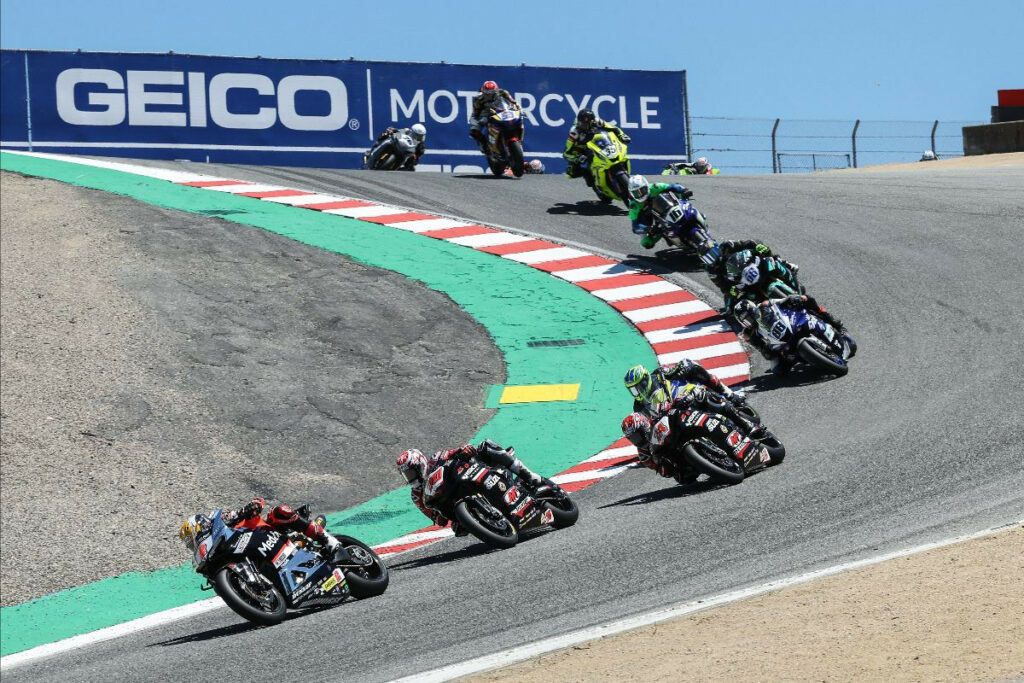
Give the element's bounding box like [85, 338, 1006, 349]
[385, 541, 501, 571]
[452, 174, 514, 180]
[745, 367, 845, 393]
[599, 480, 730, 507]
[149, 621, 264, 647]
[547, 201, 628, 216]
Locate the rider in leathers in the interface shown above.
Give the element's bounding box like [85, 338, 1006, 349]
[734, 294, 856, 372]
[222, 498, 345, 561]
[622, 390, 767, 484]
[562, 109, 631, 190]
[397, 440, 545, 530]
[469, 81, 519, 156]
[624, 360, 746, 417]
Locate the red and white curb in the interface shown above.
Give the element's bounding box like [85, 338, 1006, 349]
[5, 151, 749, 560]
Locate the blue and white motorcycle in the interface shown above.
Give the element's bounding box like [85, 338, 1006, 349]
[186, 508, 389, 625]
[647, 190, 722, 268]
[749, 299, 855, 376]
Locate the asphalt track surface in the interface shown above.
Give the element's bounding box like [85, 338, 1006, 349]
[10, 162, 1024, 682]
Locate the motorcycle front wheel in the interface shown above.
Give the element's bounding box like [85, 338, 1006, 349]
[508, 140, 525, 177]
[797, 337, 849, 376]
[213, 566, 287, 626]
[538, 487, 579, 529]
[331, 534, 390, 599]
[681, 440, 745, 485]
[454, 498, 518, 549]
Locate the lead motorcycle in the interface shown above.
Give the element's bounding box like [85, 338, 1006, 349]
[485, 97, 526, 177]
[422, 448, 578, 549]
[649, 397, 786, 485]
[746, 298, 855, 376]
[646, 190, 722, 268]
[187, 508, 389, 625]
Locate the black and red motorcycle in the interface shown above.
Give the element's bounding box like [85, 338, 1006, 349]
[422, 448, 578, 548]
[649, 402, 786, 485]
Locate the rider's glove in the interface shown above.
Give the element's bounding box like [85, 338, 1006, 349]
[241, 498, 265, 519]
[755, 244, 771, 255]
[728, 390, 747, 406]
[620, 133, 632, 143]
[680, 188, 694, 199]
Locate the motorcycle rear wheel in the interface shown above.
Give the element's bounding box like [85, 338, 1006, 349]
[331, 534, 390, 599]
[797, 337, 849, 376]
[454, 498, 518, 549]
[681, 440, 745, 485]
[213, 566, 287, 626]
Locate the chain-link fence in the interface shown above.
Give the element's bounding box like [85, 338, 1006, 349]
[688, 117, 986, 174]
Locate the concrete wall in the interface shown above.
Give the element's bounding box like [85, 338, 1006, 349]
[963, 121, 1024, 155]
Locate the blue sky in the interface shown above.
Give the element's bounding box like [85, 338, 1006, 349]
[2, 0, 1021, 122]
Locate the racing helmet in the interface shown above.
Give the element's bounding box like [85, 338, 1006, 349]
[694, 157, 710, 174]
[725, 249, 754, 283]
[410, 123, 426, 142]
[624, 364, 654, 401]
[397, 448, 428, 484]
[480, 80, 499, 98]
[733, 299, 758, 330]
[575, 108, 597, 132]
[627, 175, 650, 203]
[621, 413, 652, 449]
[179, 514, 211, 553]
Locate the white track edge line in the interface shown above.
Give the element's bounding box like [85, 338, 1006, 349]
[388, 520, 1024, 683]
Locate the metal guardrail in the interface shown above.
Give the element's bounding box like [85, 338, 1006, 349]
[689, 117, 987, 173]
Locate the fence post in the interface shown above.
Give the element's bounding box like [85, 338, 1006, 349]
[930, 120, 939, 155]
[771, 118, 780, 173]
[851, 119, 860, 168]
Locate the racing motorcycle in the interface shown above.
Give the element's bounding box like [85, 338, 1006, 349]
[366, 129, 419, 170]
[580, 130, 631, 204]
[422, 448, 578, 549]
[646, 190, 722, 267]
[485, 97, 526, 177]
[189, 508, 389, 625]
[747, 299, 855, 376]
[650, 396, 786, 485]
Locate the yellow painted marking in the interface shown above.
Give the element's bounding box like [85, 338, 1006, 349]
[499, 383, 580, 404]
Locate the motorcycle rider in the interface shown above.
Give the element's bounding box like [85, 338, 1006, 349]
[622, 390, 766, 483]
[624, 361, 745, 417]
[180, 498, 345, 562]
[396, 440, 546, 530]
[562, 109, 631, 190]
[626, 175, 695, 248]
[662, 157, 720, 176]
[469, 81, 519, 156]
[363, 123, 427, 170]
[734, 294, 856, 373]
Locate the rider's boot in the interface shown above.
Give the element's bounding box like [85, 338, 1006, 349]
[510, 459, 545, 488]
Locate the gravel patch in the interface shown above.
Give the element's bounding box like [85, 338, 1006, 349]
[0, 171, 503, 605]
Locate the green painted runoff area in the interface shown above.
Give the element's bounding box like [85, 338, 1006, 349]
[0, 151, 655, 656]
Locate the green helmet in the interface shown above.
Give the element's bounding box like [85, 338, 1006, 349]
[624, 365, 654, 401]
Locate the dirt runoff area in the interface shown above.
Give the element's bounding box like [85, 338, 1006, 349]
[470, 525, 1024, 682]
[0, 171, 503, 605]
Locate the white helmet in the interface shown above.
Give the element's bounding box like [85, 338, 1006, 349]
[411, 123, 426, 142]
[627, 175, 650, 202]
[694, 157, 710, 173]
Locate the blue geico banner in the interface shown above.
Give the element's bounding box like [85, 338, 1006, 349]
[1, 50, 687, 174]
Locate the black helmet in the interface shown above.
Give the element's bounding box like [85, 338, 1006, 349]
[576, 109, 596, 131]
